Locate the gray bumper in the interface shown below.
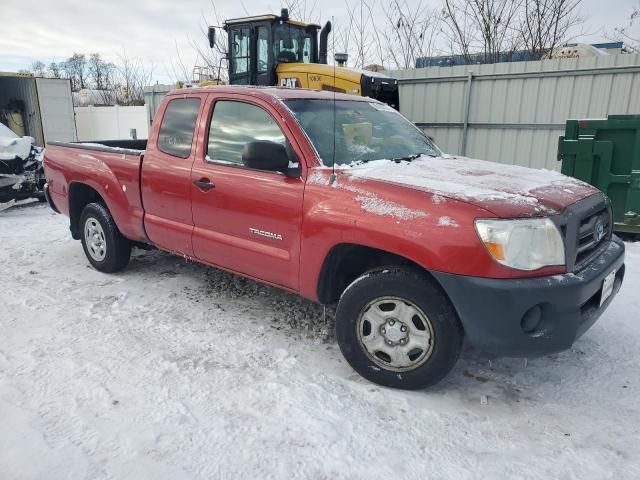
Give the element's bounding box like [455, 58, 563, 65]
[432, 237, 625, 357]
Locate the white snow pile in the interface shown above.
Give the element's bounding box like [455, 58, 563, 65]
[342, 155, 593, 211]
[437, 215, 459, 227]
[0, 122, 33, 161]
[78, 142, 144, 153]
[354, 192, 428, 220]
[0, 121, 18, 139]
[1, 204, 640, 479]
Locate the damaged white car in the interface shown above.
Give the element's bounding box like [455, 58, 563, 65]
[0, 122, 45, 208]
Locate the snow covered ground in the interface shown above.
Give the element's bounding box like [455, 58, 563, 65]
[1, 203, 639, 480]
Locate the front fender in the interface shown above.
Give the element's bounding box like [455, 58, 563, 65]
[298, 170, 523, 301]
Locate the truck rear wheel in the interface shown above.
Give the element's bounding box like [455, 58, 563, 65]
[335, 267, 463, 389]
[79, 202, 131, 273]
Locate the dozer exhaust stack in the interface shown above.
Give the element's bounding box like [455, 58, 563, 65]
[319, 21, 332, 64]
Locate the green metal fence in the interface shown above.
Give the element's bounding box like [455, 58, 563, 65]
[558, 115, 640, 233]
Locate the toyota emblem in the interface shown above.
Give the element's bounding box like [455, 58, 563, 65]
[594, 218, 605, 243]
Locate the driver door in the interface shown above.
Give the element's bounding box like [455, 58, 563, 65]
[190, 95, 305, 290]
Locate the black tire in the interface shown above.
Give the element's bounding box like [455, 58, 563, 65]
[336, 267, 463, 390]
[79, 202, 131, 273]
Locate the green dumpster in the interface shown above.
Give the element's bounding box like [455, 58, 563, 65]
[558, 114, 640, 233]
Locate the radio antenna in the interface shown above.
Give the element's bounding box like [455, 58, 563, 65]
[330, 15, 337, 185]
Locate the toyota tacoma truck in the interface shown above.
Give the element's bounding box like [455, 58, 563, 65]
[43, 86, 625, 389]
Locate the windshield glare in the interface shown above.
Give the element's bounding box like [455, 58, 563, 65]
[284, 99, 441, 166]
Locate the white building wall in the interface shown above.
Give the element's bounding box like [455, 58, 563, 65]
[74, 105, 149, 141]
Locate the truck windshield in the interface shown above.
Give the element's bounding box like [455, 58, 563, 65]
[284, 99, 441, 166]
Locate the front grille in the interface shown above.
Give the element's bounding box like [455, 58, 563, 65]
[575, 207, 610, 267]
[552, 193, 612, 272]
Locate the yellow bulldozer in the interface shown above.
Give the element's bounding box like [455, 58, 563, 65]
[205, 9, 399, 108]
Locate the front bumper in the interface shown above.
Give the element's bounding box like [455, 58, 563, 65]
[432, 236, 625, 357]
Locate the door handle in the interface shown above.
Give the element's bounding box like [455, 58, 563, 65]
[193, 179, 215, 191]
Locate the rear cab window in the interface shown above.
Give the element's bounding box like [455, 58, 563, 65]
[158, 98, 201, 158]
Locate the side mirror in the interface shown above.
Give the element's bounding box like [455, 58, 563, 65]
[242, 141, 296, 177]
[208, 26, 216, 48]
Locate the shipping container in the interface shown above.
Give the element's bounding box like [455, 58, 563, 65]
[0, 72, 77, 146]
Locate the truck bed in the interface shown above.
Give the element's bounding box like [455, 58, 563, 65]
[43, 140, 148, 242]
[48, 139, 148, 154]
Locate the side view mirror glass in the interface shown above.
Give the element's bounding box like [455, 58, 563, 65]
[208, 27, 216, 48]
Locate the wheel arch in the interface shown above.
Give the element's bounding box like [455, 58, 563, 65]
[316, 243, 442, 304]
[68, 182, 107, 239]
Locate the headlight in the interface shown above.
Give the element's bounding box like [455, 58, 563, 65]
[475, 218, 565, 271]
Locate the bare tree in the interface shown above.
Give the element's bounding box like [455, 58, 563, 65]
[87, 53, 114, 90]
[442, 0, 524, 64]
[62, 53, 88, 91]
[115, 50, 154, 105]
[282, 0, 321, 24]
[48, 62, 62, 79]
[612, 0, 639, 52]
[381, 0, 442, 69]
[30, 61, 47, 77]
[520, 0, 584, 59]
[331, 0, 384, 68]
[171, 0, 229, 84]
[86, 54, 118, 104]
[169, 41, 197, 84]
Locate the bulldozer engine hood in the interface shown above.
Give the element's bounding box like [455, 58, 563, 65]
[275, 63, 398, 107]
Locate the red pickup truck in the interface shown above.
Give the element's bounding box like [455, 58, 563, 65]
[43, 86, 625, 389]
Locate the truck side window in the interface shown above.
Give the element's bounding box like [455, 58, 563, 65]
[207, 101, 296, 166]
[157, 98, 201, 158]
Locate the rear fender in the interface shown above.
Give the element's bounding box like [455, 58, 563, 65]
[66, 154, 146, 242]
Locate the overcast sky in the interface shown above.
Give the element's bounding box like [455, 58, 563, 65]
[0, 0, 636, 83]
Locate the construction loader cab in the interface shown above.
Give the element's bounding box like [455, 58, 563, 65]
[219, 9, 399, 109]
[223, 9, 320, 87]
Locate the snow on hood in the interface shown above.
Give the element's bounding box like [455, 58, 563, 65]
[342, 155, 597, 217]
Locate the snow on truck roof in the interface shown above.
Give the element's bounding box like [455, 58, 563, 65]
[165, 85, 377, 103]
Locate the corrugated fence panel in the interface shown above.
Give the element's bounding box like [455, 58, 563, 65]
[392, 53, 640, 171]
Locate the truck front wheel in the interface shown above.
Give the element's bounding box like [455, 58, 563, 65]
[79, 202, 131, 273]
[335, 267, 463, 389]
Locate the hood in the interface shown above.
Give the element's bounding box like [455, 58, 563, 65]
[342, 155, 598, 218]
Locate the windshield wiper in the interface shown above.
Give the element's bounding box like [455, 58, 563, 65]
[391, 153, 434, 162]
[349, 152, 435, 167]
